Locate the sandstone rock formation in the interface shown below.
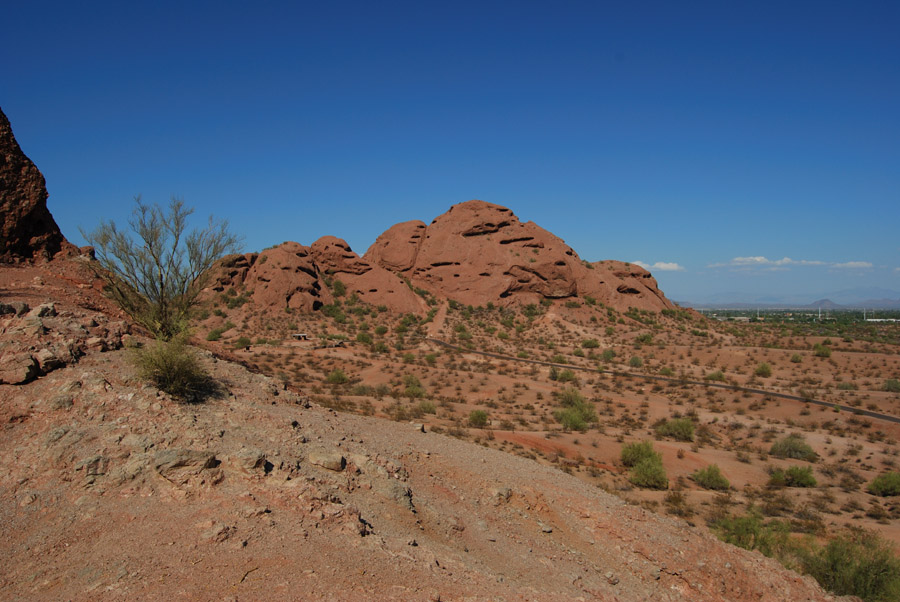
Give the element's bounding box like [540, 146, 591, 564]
[0, 107, 75, 262]
[365, 200, 673, 312]
[212, 237, 424, 314]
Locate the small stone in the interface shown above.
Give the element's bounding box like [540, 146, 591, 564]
[0, 354, 39, 384]
[27, 302, 57, 318]
[308, 449, 345, 472]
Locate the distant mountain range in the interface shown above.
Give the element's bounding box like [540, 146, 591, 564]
[678, 287, 900, 310]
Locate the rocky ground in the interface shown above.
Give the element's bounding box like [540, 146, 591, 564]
[0, 259, 843, 601]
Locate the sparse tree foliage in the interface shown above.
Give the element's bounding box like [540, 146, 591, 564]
[83, 196, 241, 340]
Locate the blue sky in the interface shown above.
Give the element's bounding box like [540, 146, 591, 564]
[2, 1, 898, 302]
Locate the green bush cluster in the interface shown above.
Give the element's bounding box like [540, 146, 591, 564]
[693, 464, 730, 490]
[715, 517, 900, 601]
[553, 387, 597, 432]
[755, 362, 772, 378]
[868, 472, 900, 496]
[131, 337, 214, 402]
[770, 434, 818, 462]
[769, 465, 817, 488]
[468, 410, 489, 428]
[884, 379, 900, 393]
[621, 441, 667, 489]
[655, 417, 695, 442]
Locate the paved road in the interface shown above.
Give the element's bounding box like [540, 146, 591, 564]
[425, 338, 900, 426]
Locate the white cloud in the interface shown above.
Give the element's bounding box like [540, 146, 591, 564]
[832, 261, 873, 269]
[633, 261, 685, 272]
[708, 256, 864, 270]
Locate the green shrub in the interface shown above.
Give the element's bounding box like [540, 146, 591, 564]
[884, 379, 900, 393]
[557, 369, 577, 382]
[468, 410, 489, 428]
[868, 472, 900, 496]
[635, 333, 653, 344]
[621, 440, 659, 467]
[705, 370, 726, 382]
[769, 466, 817, 488]
[601, 349, 616, 362]
[693, 464, 730, 490]
[233, 336, 252, 348]
[790, 353, 803, 363]
[629, 355, 643, 368]
[755, 363, 772, 378]
[630, 456, 668, 489]
[131, 337, 214, 402]
[655, 417, 695, 442]
[582, 338, 600, 348]
[326, 369, 349, 384]
[553, 387, 597, 432]
[418, 400, 436, 414]
[206, 327, 225, 341]
[374, 325, 388, 336]
[813, 343, 832, 358]
[714, 512, 791, 558]
[770, 434, 818, 462]
[356, 332, 373, 344]
[798, 528, 900, 601]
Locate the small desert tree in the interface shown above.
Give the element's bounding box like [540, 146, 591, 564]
[83, 196, 241, 340]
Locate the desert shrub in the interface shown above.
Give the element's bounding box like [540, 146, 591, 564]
[868, 472, 900, 496]
[621, 440, 659, 467]
[557, 369, 577, 383]
[326, 369, 349, 384]
[790, 353, 803, 363]
[601, 349, 616, 362]
[233, 336, 252, 348]
[83, 197, 240, 340]
[332, 279, 346, 297]
[705, 370, 726, 382]
[582, 338, 600, 348]
[755, 362, 772, 378]
[629, 355, 643, 368]
[785, 465, 817, 487]
[770, 466, 817, 488]
[468, 410, 489, 428]
[813, 343, 832, 358]
[356, 332, 373, 344]
[402, 374, 426, 399]
[636, 333, 653, 344]
[630, 456, 668, 489]
[418, 400, 436, 414]
[206, 327, 225, 341]
[655, 417, 695, 442]
[553, 387, 597, 432]
[770, 434, 818, 462]
[374, 325, 388, 336]
[131, 337, 214, 402]
[714, 512, 791, 558]
[693, 464, 730, 490]
[797, 528, 900, 602]
[884, 379, 900, 393]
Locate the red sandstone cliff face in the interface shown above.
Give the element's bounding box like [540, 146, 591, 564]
[365, 200, 674, 312]
[211, 238, 424, 314]
[0, 107, 75, 262]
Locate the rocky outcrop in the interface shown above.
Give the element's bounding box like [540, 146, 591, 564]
[0, 107, 75, 262]
[365, 200, 674, 312]
[212, 238, 424, 314]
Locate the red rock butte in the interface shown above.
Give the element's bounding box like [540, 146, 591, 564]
[365, 200, 674, 313]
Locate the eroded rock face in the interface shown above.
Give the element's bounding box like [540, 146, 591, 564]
[365, 200, 674, 312]
[0, 107, 75, 262]
[211, 239, 423, 315]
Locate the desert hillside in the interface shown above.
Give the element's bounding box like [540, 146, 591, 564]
[4, 105, 896, 600]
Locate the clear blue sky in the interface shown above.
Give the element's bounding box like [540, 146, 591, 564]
[3, 1, 898, 302]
